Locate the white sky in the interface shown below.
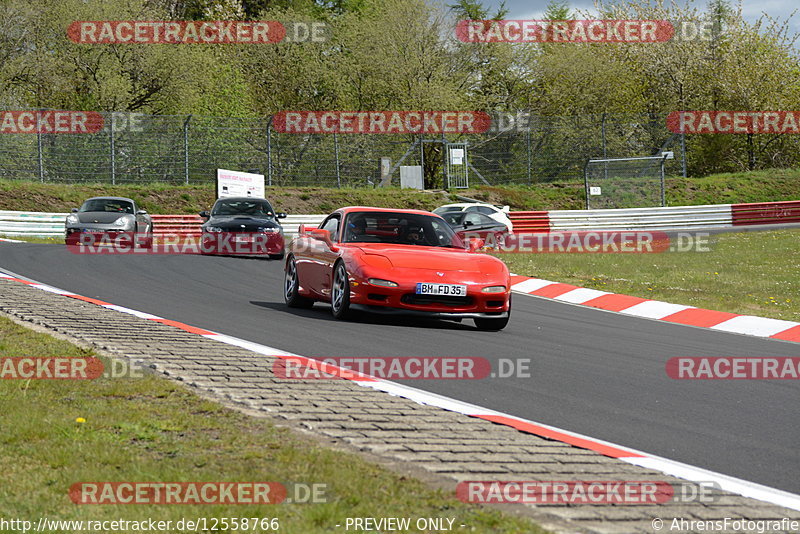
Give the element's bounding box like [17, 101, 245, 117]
[485, 0, 799, 35]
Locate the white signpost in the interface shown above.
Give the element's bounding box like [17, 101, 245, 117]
[216, 169, 265, 199]
[399, 166, 424, 189]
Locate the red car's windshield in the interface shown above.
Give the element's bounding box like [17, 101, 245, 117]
[343, 212, 465, 249]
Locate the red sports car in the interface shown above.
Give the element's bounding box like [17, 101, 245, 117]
[284, 207, 511, 330]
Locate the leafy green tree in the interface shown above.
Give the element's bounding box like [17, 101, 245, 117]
[543, 0, 571, 20]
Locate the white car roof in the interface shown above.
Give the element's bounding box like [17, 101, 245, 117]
[437, 203, 498, 210]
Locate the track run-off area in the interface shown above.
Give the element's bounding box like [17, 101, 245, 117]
[1, 240, 798, 499]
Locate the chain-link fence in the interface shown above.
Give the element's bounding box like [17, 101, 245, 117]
[0, 111, 687, 187]
[585, 156, 667, 209]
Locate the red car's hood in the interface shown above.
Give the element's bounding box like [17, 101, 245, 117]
[351, 243, 504, 273]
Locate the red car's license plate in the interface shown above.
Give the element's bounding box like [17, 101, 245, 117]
[416, 283, 467, 296]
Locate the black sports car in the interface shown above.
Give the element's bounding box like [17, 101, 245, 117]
[199, 197, 287, 258]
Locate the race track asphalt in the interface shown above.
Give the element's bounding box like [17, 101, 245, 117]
[1, 241, 798, 493]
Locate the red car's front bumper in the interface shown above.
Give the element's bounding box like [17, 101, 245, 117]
[348, 276, 510, 318]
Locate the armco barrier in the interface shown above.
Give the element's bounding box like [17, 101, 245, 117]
[508, 211, 550, 232]
[731, 200, 800, 226]
[150, 215, 203, 237]
[0, 211, 67, 237]
[0, 211, 326, 239]
[510, 204, 735, 233]
[3, 203, 797, 239]
[547, 204, 734, 232]
[150, 214, 326, 237]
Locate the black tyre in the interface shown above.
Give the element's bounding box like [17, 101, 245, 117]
[474, 295, 511, 331]
[134, 225, 153, 249]
[143, 227, 154, 249]
[200, 233, 211, 255]
[330, 261, 352, 320]
[474, 315, 510, 331]
[285, 256, 314, 308]
[269, 249, 285, 260]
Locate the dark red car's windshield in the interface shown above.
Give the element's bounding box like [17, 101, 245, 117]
[343, 212, 464, 249]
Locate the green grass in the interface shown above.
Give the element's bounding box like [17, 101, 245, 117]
[1, 236, 62, 244]
[498, 229, 800, 322]
[1, 167, 798, 215]
[0, 316, 546, 533]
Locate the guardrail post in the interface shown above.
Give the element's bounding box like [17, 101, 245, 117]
[110, 112, 116, 185]
[267, 117, 273, 187]
[183, 115, 191, 185]
[441, 134, 447, 189]
[681, 132, 687, 178]
[601, 113, 608, 182]
[419, 135, 425, 187]
[526, 120, 531, 185]
[583, 160, 590, 210]
[37, 110, 44, 183]
[334, 132, 341, 188]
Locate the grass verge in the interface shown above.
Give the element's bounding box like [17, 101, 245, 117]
[498, 229, 800, 322]
[1, 167, 798, 214]
[0, 315, 545, 533]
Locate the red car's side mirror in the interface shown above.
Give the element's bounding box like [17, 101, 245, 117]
[309, 228, 339, 251]
[468, 237, 485, 253]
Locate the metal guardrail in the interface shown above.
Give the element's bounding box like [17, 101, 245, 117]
[731, 200, 800, 226]
[149, 214, 326, 237]
[509, 204, 741, 233]
[508, 211, 549, 232]
[3, 203, 797, 239]
[0, 211, 326, 238]
[547, 204, 733, 231]
[0, 211, 67, 237]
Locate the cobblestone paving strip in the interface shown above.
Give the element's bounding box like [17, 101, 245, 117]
[1, 278, 798, 534]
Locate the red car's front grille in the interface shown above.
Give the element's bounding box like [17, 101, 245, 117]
[401, 294, 474, 307]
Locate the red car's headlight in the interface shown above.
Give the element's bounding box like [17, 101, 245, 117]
[481, 285, 506, 293]
[368, 278, 399, 287]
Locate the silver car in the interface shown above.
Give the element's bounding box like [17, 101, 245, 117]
[65, 196, 153, 248]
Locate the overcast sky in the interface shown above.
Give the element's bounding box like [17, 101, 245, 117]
[485, 0, 800, 35]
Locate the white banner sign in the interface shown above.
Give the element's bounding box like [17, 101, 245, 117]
[216, 169, 265, 199]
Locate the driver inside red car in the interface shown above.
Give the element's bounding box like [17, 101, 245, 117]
[403, 225, 425, 245]
[346, 216, 367, 241]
